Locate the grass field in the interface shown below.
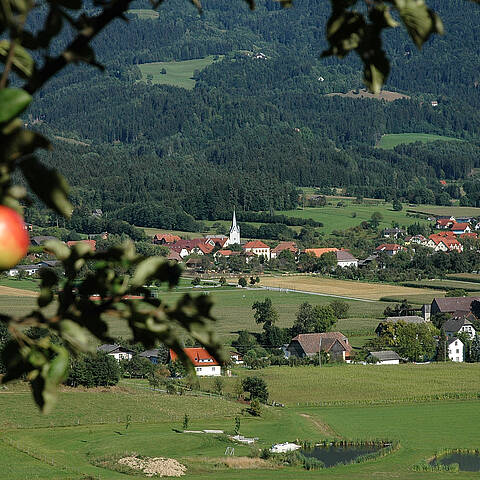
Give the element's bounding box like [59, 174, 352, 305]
[138, 56, 223, 89]
[259, 275, 443, 301]
[0, 278, 39, 292]
[277, 203, 430, 234]
[377, 133, 462, 149]
[407, 204, 480, 217]
[2, 363, 480, 479]
[402, 278, 480, 292]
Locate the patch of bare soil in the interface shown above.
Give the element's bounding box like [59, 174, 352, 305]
[326, 89, 410, 102]
[299, 413, 338, 436]
[118, 456, 186, 477]
[0, 285, 37, 297]
[59, 385, 133, 393]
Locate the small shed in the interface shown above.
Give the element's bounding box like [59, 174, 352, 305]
[368, 350, 401, 365]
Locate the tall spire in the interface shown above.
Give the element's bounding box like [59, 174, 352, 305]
[232, 208, 237, 229]
[229, 208, 240, 245]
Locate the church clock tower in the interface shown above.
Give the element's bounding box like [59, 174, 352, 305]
[228, 209, 241, 245]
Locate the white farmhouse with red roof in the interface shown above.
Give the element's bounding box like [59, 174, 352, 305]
[243, 240, 271, 259]
[169, 348, 221, 376]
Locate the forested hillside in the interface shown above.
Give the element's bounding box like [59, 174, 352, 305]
[26, 0, 480, 229]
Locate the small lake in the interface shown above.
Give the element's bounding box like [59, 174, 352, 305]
[430, 453, 480, 472]
[300, 445, 384, 467]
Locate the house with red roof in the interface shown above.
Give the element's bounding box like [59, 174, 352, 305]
[270, 241, 298, 259]
[243, 240, 270, 259]
[169, 348, 221, 376]
[450, 222, 471, 235]
[436, 218, 455, 229]
[375, 244, 405, 256]
[304, 247, 338, 258]
[153, 233, 181, 245]
[67, 239, 96, 252]
[287, 332, 352, 362]
[427, 234, 463, 252]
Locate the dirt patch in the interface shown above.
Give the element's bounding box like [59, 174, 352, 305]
[326, 89, 410, 102]
[299, 413, 338, 437]
[118, 456, 186, 477]
[0, 285, 37, 297]
[59, 385, 133, 393]
[199, 457, 272, 469]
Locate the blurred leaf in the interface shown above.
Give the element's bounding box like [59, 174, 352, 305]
[0, 40, 34, 79]
[0, 88, 32, 124]
[59, 319, 91, 351]
[49, 0, 82, 9]
[19, 156, 73, 218]
[44, 239, 71, 260]
[0, 129, 50, 162]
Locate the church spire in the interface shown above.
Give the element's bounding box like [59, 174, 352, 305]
[229, 208, 240, 245]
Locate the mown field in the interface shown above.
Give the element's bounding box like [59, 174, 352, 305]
[259, 275, 442, 301]
[377, 133, 462, 149]
[138, 56, 223, 89]
[2, 364, 480, 479]
[127, 8, 159, 19]
[407, 204, 480, 217]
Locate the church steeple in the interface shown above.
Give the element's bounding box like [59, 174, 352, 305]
[229, 209, 241, 245]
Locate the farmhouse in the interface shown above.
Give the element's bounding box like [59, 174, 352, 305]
[97, 344, 135, 361]
[382, 228, 406, 239]
[7, 264, 41, 276]
[153, 233, 181, 245]
[435, 218, 455, 229]
[139, 348, 163, 364]
[287, 332, 352, 362]
[335, 250, 358, 268]
[169, 348, 221, 376]
[447, 337, 464, 362]
[270, 241, 298, 259]
[450, 222, 471, 235]
[443, 316, 477, 340]
[31, 235, 59, 246]
[67, 239, 97, 251]
[367, 350, 401, 365]
[243, 240, 271, 260]
[431, 296, 480, 315]
[375, 244, 404, 256]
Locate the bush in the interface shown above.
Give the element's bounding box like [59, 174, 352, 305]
[66, 352, 120, 387]
[242, 376, 269, 403]
[247, 398, 262, 416]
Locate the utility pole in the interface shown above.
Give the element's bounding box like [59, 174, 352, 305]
[318, 336, 322, 367]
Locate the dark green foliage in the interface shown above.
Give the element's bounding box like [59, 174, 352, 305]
[291, 302, 337, 336]
[470, 335, 480, 362]
[242, 375, 268, 403]
[329, 300, 350, 319]
[66, 353, 120, 388]
[232, 330, 257, 355]
[238, 277, 247, 288]
[120, 355, 154, 378]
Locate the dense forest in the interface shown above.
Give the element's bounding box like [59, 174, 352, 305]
[24, 0, 480, 229]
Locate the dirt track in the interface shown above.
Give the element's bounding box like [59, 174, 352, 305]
[0, 286, 37, 297]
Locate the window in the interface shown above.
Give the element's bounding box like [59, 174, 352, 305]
[456, 349, 459, 354]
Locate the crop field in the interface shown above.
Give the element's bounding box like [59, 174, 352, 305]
[448, 273, 480, 282]
[407, 204, 480, 217]
[277, 203, 431, 234]
[402, 278, 480, 292]
[2, 365, 480, 480]
[138, 56, 223, 89]
[377, 133, 462, 149]
[259, 275, 442, 301]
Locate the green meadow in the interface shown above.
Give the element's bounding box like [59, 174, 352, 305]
[127, 8, 159, 19]
[377, 133, 462, 149]
[2, 364, 480, 479]
[138, 56, 223, 89]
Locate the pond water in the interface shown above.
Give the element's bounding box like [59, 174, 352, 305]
[300, 445, 384, 467]
[430, 453, 480, 472]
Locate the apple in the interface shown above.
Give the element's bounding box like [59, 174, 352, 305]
[0, 206, 29, 270]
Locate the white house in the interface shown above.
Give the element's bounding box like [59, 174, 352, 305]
[448, 337, 464, 362]
[7, 264, 41, 276]
[367, 350, 401, 365]
[170, 347, 221, 376]
[243, 240, 270, 260]
[97, 344, 135, 361]
[335, 250, 358, 268]
[443, 317, 477, 340]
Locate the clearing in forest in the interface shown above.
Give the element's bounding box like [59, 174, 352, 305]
[377, 132, 462, 149]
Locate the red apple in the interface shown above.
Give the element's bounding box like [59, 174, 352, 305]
[0, 206, 29, 270]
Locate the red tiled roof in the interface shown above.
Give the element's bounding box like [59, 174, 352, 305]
[436, 219, 453, 226]
[243, 240, 270, 249]
[67, 239, 96, 251]
[291, 332, 352, 356]
[169, 348, 219, 367]
[271, 241, 298, 254]
[304, 248, 338, 257]
[451, 222, 470, 230]
[460, 232, 477, 239]
[154, 233, 181, 243]
[216, 249, 233, 256]
[439, 180, 447, 186]
[375, 243, 403, 251]
[197, 243, 214, 254]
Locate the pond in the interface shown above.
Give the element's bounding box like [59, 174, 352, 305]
[300, 444, 384, 467]
[430, 452, 480, 472]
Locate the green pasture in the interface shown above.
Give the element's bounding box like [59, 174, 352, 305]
[0, 277, 39, 291]
[138, 56, 223, 89]
[2, 367, 480, 479]
[401, 278, 480, 292]
[407, 204, 480, 217]
[200, 363, 480, 405]
[448, 273, 480, 283]
[377, 133, 462, 149]
[277, 203, 430, 234]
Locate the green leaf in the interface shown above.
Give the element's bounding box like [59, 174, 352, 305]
[0, 88, 32, 124]
[394, 0, 444, 48]
[59, 319, 91, 351]
[43, 239, 70, 260]
[19, 156, 73, 218]
[0, 40, 34, 79]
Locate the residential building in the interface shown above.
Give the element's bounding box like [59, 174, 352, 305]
[367, 350, 401, 365]
[270, 241, 298, 259]
[67, 239, 97, 251]
[435, 218, 455, 229]
[443, 316, 477, 340]
[431, 296, 480, 315]
[450, 222, 471, 235]
[7, 264, 41, 276]
[97, 344, 135, 361]
[243, 240, 270, 259]
[31, 235, 58, 246]
[153, 233, 181, 245]
[375, 244, 405, 256]
[447, 337, 464, 362]
[382, 228, 406, 239]
[169, 348, 221, 376]
[335, 250, 358, 268]
[287, 332, 352, 362]
[304, 248, 338, 258]
[139, 349, 162, 364]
